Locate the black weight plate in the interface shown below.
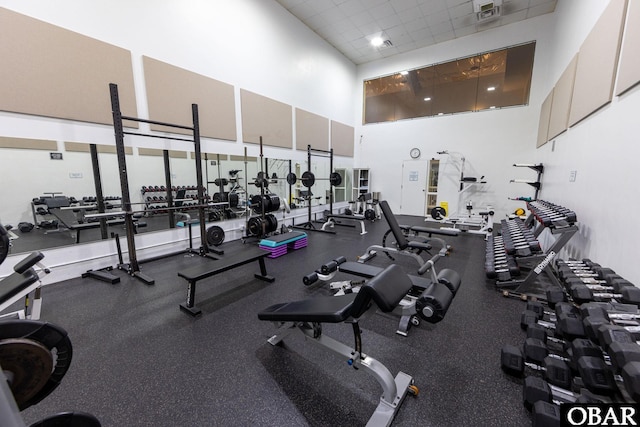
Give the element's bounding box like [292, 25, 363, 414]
[267, 195, 280, 213]
[0, 338, 53, 407]
[0, 319, 73, 411]
[431, 206, 446, 220]
[250, 195, 264, 214]
[247, 217, 263, 237]
[329, 172, 343, 187]
[265, 214, 278, 233]
[30, 412, 102, 427]
[364, 209, 376, 221]
[286, 172, 297, 185]
[301, 171, 315, 188]
[206, 226, 225, 247]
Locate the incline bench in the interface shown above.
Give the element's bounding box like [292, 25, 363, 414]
[258, 264, 418, 426]
[178, 245, 274, 316]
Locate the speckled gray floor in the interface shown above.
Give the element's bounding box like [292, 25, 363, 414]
[15, 216, 534, 426]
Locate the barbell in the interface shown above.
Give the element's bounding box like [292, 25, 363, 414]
[254, 171, 342, 188]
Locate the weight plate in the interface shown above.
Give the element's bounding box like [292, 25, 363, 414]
[431, 206, 446, 220]
[0, 338, 53, 407]
[247, 217, 263, 237]
[250, 195, 264, 214]
[206, 225, 225, 247]
[364, 209, 376, 221]
[0, 319, 73, 411]
[267, 195, 280, 213]
[301, 171, 315, 188]
[265, 214, 278, 233]
[286, 172, 297, 185]
[329, 172, 343, 187]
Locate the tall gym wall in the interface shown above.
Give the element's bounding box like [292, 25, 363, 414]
[537, 0, 638, 146]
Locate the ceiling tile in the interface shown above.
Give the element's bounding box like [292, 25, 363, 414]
[274, 0, 556, 64]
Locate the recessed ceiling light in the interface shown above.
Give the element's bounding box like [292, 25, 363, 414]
[490, 106, 496, 109]
[400, 71, 408, 76]
[424, 97, 431, 101]
[487, 86, 496, 91]
[438, 112, 444, 116]
[371, 37, 384, 47]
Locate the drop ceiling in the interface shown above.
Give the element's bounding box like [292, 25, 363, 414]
[274, 0, 557, 65]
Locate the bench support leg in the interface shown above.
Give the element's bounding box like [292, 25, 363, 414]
[179, 280, 202, 317]
[267, 322, 414, 427]
[254, 258, 275, 282]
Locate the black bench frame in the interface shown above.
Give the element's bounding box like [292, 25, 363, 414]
[359, 201, 453, 275]
[178, 246, 274, 316]
[258, 264, 416, 426]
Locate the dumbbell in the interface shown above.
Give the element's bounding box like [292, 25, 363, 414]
[485, 236, 519, 279]
[522, 353, 617, 410]
[531, 393, 606, 427]
[570, 283, 640, 306]
[501, 343, 573, 389]
[521, 302, 586, 342]
[523, 376, 607, 413]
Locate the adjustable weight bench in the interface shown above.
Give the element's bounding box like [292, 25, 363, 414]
[359, 201, 454, 275]
[258, 264, 418, 427]
[0, 251, 50, 320]
[178, 245, 274, 316]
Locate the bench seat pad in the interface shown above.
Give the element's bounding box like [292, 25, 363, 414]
[258, 294, 358, 323]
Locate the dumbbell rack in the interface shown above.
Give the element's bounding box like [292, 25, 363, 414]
[493, 202, 579, 300]
[141, 186, 200, 215]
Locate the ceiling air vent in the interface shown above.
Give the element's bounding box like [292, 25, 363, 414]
[473, 0, 502, 22]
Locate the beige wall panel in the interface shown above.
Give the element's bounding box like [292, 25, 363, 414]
[143, 56, 236, 141]
[240, 89, 293, 148]
[0, 136, 57, 151]
[548, 55, 578, 140]
[616, 0, 640, 95]
[64, 142, 131, 155]
[0, 7, 137, 126]
[295, 109, 329, 152]
[331, 121, 355, 157]
[569, 0, 627, 127]
[537, 90, 554, 148]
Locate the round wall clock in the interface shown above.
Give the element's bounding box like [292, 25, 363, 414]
[410, 148, 421, 159]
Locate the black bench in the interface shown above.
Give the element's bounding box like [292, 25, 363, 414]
[178, 246, 274, 316]
[258, 264, 417, 426]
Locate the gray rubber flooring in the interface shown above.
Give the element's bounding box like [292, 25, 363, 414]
[16, 216, 534, 426]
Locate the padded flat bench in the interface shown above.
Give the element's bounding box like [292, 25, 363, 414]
[178, 245, 274, 316]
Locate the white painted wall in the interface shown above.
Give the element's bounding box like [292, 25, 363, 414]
[355, 0, 640, 285]
[355, 12, 555, 218]
[0, 0, 357, 281]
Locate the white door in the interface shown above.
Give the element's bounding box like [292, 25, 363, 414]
[400, 161, 428, 216]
